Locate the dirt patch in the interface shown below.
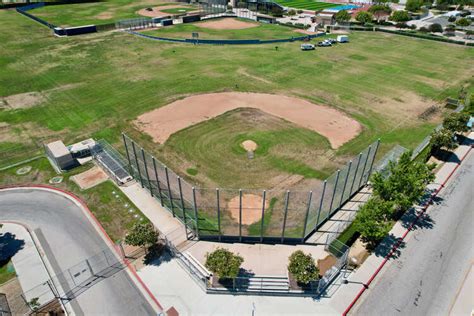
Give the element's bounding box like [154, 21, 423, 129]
[137, 5, 198, 18]
[317, 254, 337, 276]
[241, 140, 257, 151]
[227, 194, 267, 225]
[237, 68, 272, 84]
[95, 11, 114, 20]
[135, 92, 361, 149]
[197, 18, 259, 30]
[293, 29, 316, 35]
[348, 238, 370, 267]
[0, 92, 45, 110]
[70, 166, 109, 190]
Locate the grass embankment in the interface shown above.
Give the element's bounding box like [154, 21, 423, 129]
[0, 260, 15, 285]
[0, 158, 147, 242]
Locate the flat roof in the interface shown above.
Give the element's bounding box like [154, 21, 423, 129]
[46, 140, 70, 157]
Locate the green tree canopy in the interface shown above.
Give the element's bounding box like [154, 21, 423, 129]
[456, 17, 471, 27]
[429, 128, 457, 154]
[288, 250, 319, 284]
[205, 248, 244, 279]
[335, 10, 352, 23]
[356, 11, 374, 24]
[125, 223, 159, 248]
[443, 112, 470, 134]
[391, 10, 411, 22]
[405, 0, 424, 11]
[429, 23, 443, 33]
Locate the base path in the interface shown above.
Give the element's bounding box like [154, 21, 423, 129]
[135, 92, 361, 148]
[0, 187, 159, 315]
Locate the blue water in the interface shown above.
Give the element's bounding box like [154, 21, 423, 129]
[328, 4, 360, 11]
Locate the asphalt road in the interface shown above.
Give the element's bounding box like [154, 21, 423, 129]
[0, 188, 156, 316]
[354, 151, 473, 316]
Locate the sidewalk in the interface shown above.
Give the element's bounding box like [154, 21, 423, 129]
[328, 132, 474, 314]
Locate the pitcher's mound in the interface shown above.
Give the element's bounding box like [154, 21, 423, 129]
[241, 140, 257, 151]
[198, 18, 259, 30]
[227, 194, 266, 225]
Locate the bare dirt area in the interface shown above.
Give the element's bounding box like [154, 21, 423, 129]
[293, 29, 317, 35]
[70, 166, 109, 190]
[241, 140, 257, 151]
[137, 5, 198, 18]
[227, 194, 266, 225]
[317, 254, 337, 275]
[0, 92, 45, 110]
[135, 92, 361, 149]
[197, 18, 259, 30]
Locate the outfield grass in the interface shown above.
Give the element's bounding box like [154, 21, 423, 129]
[143, 21, 301, 40]
[31, 0, 182, 27]
[1, 9, 473, 192]
[159, 7, 197, 15]
[273, 0, 339, 11]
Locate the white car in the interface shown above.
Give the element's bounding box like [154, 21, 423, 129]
[301, 43, 315, 50]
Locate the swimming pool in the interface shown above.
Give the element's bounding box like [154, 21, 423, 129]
[326, 4, 360, 11]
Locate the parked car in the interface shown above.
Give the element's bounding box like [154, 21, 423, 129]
[337, 35, 349, 43]
[326, 38, 338, 44]
[317, 40, 332, 47]
[301, 43, 315, 50]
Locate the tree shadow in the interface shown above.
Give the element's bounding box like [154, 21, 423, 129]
[0, 232, 25, 261]
[373, 234, 406, 259]
[400, 210, 435, 231]
[143, 247, 173, 267]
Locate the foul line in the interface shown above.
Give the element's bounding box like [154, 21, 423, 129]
[342, 144, 473, 316]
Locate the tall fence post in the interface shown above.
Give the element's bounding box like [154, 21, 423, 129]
[339, 160, 352, 208]
[260, 190, 266, 243]
[152, 157, 164, 206]
[122, 133, 133, 175]
[365, 139, 381, 183]
[164, 167, 175, 217]
[349, 153, 363, 196]
[216, 188, 222, 242]
[301, 191, 313, 241]
[315, 180, 327, 230]
[239, 189, 243, 242]
[358, 146, 372, 188]
[141, 148, 152, 196]
[192, 187, 200, 239]
[328, 170, 341, 217]
[281, 190, 290, 243]
[177, 176, 187, 228]
[131, 141, 144, 187]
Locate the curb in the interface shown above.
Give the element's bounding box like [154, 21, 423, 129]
[342, 145, 472, 316]
[0, 184, 164, 312]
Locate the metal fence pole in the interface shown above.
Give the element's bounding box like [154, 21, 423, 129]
[349, 153, 363, 196]
[177, 176, 187, 227]
[216, 188, 221, 242]
[315, 180, 327, 230]
[141, 148, 152, 196]
[192, 187, 200, 239]
[131, 141, 144, 187]
[122, 133, 133, 175]
[239, 189, 243, 242]
[301, 191, 313, 241]
[358, 146, 372, 188]
[339, 160, 352, 208]
[260, 190, 266, 243]
[164, 167, 175, 217]
[365, 139, 381, 183]
[152, 157, 164, 206]
[328, 170, 341, 216]
[281, 190, 290, 243]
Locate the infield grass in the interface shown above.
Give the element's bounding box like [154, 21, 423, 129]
[1, 9, 473, 192]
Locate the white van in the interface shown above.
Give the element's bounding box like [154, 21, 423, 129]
[301, 43, 315, 50]
[337, 35, 349, 43]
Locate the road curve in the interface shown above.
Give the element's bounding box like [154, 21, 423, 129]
[0, 187, 157, 316]
[353, 151, 473, 316]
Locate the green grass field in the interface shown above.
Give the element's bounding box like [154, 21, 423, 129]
[159, 7, 197, 15]
[30, 0, 184, 27]
[273, 0, 339, 11]
[1, 9, 473, 193]
[142, 21, 300, 40]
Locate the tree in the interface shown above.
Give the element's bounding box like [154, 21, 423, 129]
[429, 128, 457, 156]
[353, 197, 394, 248]
[125, 223, 159, 250]
[287, 9, 296, 16]
[369, 4, 392, 22]
[419, 26, 429, 32]
[443, 112, 470, 134]
[448, 15, 456, 22]
[405, 0, 423, 12]
[205, 248, 243, 279]
[355, 11, 374, 24]
[371, 151, 435, 212]
[429, 23, 443, 33]
[335, 10, 351, 23]
[288, 250, 319, 284]
[456, 17, 471, 26]
[390, 10, 411, 22]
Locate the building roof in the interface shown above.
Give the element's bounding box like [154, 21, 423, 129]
[46, 140, 70, 158]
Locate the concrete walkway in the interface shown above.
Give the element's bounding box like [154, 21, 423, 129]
[0, 223, 54, 306]
[328, 132, 474, 315]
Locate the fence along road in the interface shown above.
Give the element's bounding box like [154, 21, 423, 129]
[0, 187, 157, 315]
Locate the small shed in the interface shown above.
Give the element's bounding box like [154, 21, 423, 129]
[45, 140, 75, 170]
[314, 13, 335, 26]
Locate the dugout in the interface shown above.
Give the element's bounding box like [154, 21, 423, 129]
[45, 140, 75, 170]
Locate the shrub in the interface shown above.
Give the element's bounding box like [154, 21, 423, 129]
[297, 9, 303, 14]
[448, 15, 456, 22]
[356, 11, 374, 24]
[288, 9, 296, 16]
[429, 23, 443, 33]
[391, 10, 411, 22]
[396, 22, 409, 28]
[125, 223, 159, 249]
[419, 26, 429, 32]
[288, 250, 319, 284]
[205, 248, 244, 279]
[456, 17, 471, 27]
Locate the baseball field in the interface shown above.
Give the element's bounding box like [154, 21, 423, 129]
[1, 8, 473, 198]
